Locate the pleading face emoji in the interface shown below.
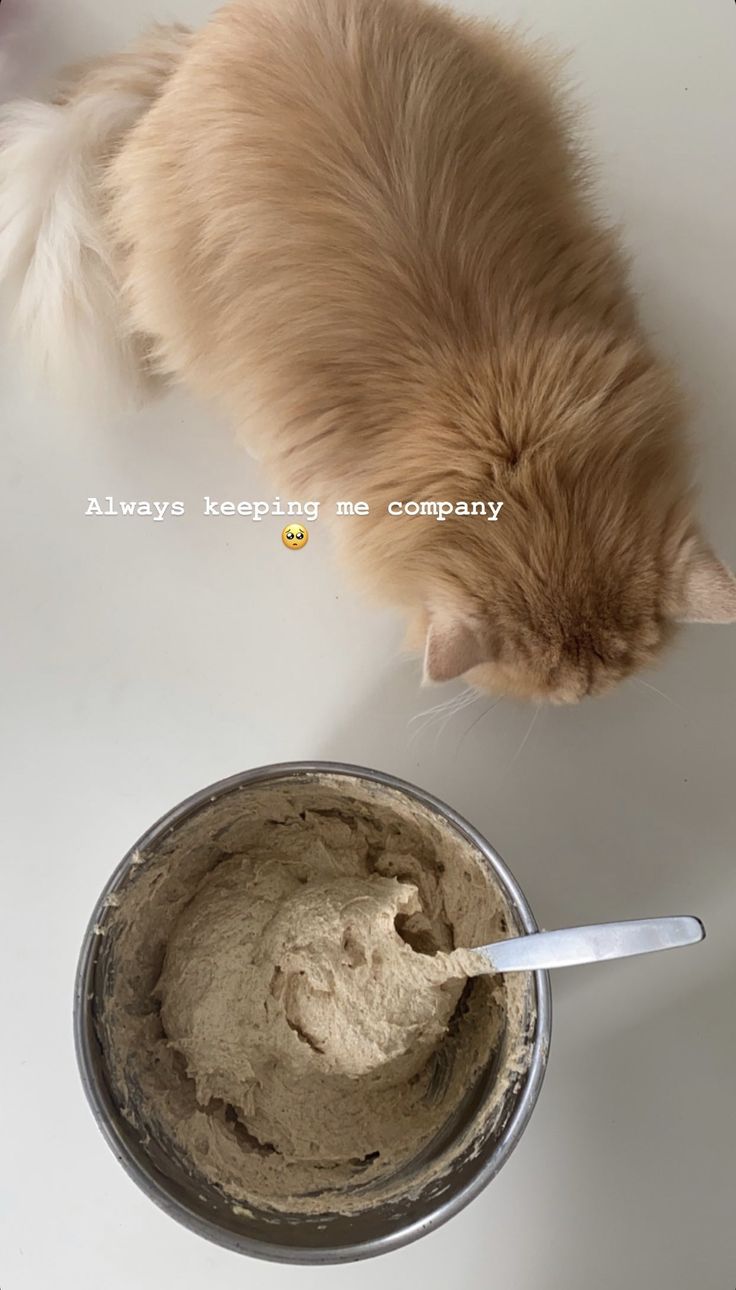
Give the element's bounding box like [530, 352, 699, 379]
[281, 523, 309, 550]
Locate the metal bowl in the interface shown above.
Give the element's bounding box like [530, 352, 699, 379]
[74, 762, 551, 1263]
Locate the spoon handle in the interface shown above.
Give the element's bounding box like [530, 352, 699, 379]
[472, 916, 705, 975]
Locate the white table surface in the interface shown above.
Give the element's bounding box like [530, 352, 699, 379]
[2, 1, 735, 1287]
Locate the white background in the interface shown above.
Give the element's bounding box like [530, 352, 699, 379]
[1, 1, 735, 1287]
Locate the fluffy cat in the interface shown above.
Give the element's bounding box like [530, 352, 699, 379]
[1, 0, 734, 702]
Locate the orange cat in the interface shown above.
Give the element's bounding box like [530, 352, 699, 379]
[1, 0, 734, 701]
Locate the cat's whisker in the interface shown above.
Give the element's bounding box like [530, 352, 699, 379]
[407, 706, 453, 743]
[413, 698, 459, 729]
[432, 689, 482, 747]
[407, 687, 477, 745]
[409, 716, 444, 746]
[457, 697, 503, 749]
[407, 716, 435, 746]
[635, 677, 683, 710]
[435, 691, 482, 732]
[449, 688, 480, 716]
[408, 689, 472, 726]
[508, 704, 540, 767]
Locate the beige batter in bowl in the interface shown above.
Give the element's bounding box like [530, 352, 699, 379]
[74, 762, 550, 1262]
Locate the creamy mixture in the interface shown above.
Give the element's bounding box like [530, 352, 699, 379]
[96, 777, 531, 1215]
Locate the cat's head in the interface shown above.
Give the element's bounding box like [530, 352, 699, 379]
[418, 459, 736, 705]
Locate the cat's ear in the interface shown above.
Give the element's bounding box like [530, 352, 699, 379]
[676, 544, 736, 623]
[423, 618, 489, 684]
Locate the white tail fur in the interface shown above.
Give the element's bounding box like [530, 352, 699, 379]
[0, 27, 188, 407]
[0, 96, 147, 406]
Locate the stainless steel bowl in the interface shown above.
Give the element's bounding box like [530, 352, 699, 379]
[74, 762, 551, 1263]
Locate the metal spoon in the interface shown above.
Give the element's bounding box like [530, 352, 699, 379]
[446, 915, 705, 979]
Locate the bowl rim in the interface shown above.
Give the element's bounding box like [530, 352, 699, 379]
[74, 760, 552, 1264]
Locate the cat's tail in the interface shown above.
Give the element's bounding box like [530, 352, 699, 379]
[0, 24, 190, 408]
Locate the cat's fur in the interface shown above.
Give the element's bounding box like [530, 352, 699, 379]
[1, 0, 734, 701]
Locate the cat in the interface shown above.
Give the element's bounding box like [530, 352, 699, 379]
[1, 0, 734, 702]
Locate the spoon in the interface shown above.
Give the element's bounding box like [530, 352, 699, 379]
[446, 915, 705, 978]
